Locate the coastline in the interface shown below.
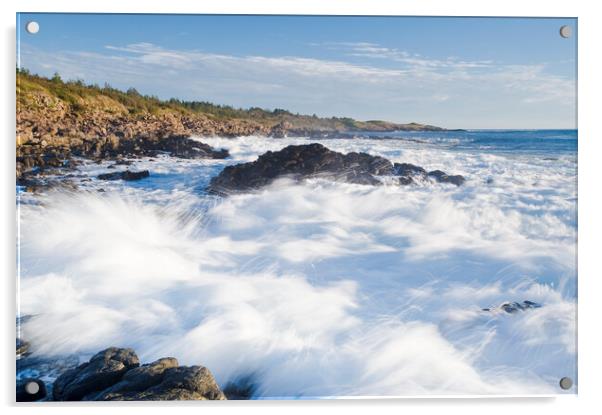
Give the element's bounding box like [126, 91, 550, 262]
[17, 71, 447, 187]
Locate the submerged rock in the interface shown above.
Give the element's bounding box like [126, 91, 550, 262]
[97, 170, 150, 181]
[208, 143, 464, 195]
[482, 300, 542, 314]
[52, 348, 226, 401]
[427, 170, 466, 186]
[393, 163, 466, 186]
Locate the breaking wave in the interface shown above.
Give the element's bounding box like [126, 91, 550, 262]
[17, 134, 577, 397]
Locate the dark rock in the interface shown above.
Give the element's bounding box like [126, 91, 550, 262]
[208, 143, 464, 195]
[52, 347, 139, 401]
[90, 357, 179, 400]
[427, 170, 466, 186]
[114, 159, 133, 166]
[393, 163, 465, 187]
[98, 365, 226, 401]
[98, 170, 150, 181]
[501, 300, 542, 314]
[223, 374, 258, 400]
[394, 163, 427, 177]
[51, 348, 226, 401]
[207, 143, 393, 195]
[482, 300, 542, 314]
[149, 135, 229, 159]
[17, 378, 47, 402]
[398, 176, 414, 186]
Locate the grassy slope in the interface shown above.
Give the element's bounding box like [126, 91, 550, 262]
[17, 70, 445, 132]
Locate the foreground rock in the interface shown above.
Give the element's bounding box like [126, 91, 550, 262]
[52, 347, 226, 401]
[208, 143, 465, 195]
[53, 348, 140, 401]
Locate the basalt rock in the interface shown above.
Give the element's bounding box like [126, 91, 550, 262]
[52, 348, 226, 401]
[208, 143, 464, 195]
[427, 170, 466, 186]
[98, 170, 150, 181]
[393, 163, 465, 186]
[208, 143, 394, 194]
[481, 300, 542, 314]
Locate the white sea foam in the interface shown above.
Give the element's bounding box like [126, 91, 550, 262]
[17, 135, 577, 396]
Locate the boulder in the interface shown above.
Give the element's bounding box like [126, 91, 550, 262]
[394, 163, 465, 187]
[52, 347, 139, 401]
[427, 170, 466, 186]
[98, 170, 150, 181]
[51, 348, 226, 401]
[98, 365, 226, 401]
[481, 300, 542, 314]
[394, 162, 427, 177]
[208, 143, 464, 195]
[208, 143, 394, 194]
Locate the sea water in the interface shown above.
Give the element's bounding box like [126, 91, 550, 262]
[17, 130, 577, 397]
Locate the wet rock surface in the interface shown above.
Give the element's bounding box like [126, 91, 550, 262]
[394, 163, 466, 186]
[50, 348, 226, 401]
[52, 347, 140, 401]
[481, 300, 542, 314]
[98, 170, 150, 181]
[17, 134, 229, 184]
[208, 143, 465, 195]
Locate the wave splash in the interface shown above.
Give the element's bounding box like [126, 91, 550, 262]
[18, 172, 575, 396]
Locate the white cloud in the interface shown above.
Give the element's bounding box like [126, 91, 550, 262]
[19, 41, 576, 128]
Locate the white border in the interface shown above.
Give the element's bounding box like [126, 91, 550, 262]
[2, 1, 601, 414]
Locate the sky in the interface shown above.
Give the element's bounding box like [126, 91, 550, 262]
[17, 13, 577, 129]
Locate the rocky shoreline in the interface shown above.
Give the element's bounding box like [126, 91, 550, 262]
[17, 71, 452, 190]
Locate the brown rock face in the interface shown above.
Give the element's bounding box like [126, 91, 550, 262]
[52, 347, 140, 401]
[16, 86, 249, 183]
[52, 348, 226, 401]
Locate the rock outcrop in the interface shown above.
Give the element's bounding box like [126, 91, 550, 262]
[52, 348, 140, 401]
[481, 300, 542, 314]
[51, 347, 226, 401]
[16, 72, 450, 188]
[208, 143, 465, 195]
[394, 163, 466, 186]
[98, 170, 150, 181]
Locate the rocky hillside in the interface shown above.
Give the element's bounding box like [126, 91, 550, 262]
[16, 70, 448, 184]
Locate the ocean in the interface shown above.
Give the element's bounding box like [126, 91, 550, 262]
[17, 129, 578, 397]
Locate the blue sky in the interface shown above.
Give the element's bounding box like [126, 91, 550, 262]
[17, 14, 577, 129]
